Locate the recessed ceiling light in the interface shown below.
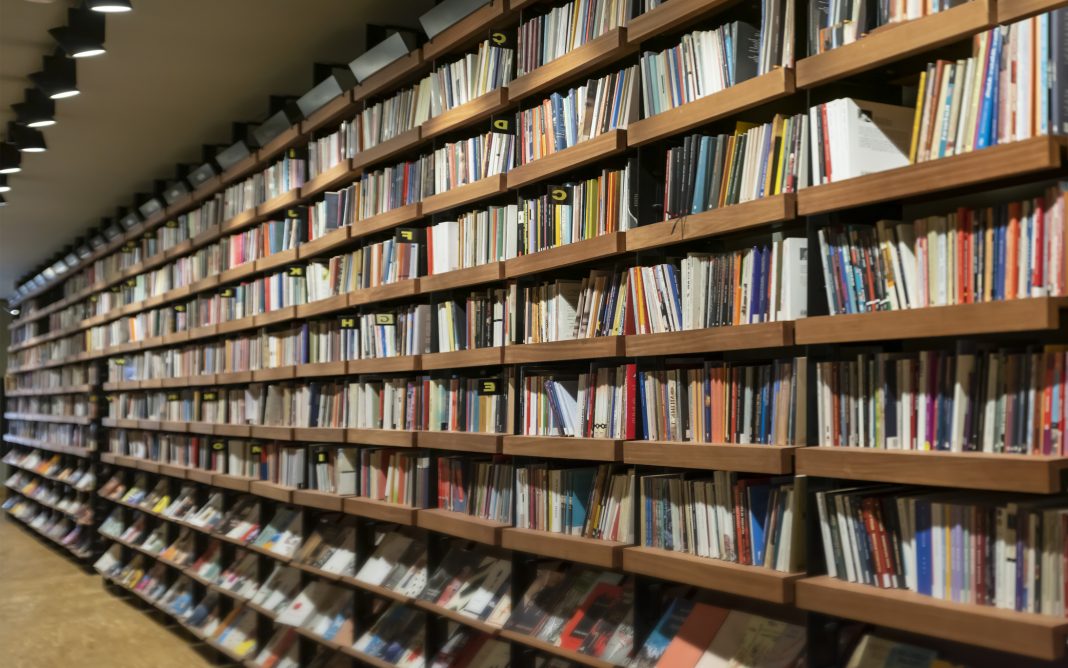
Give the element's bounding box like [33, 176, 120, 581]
[87, 0, 132, 11]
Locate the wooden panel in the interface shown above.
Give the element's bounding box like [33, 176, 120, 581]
[257, 189, 301, 218]
[301, 159, 356, 200]
[188, 421, 217, 435]
[796, 576, 1068, 660]
[292, 488, 345, 512]
[624, 441, 797, 474]
[419, 261, 504, 293]
[291, 427, 346, 443]
[416, 431, 503, 454]
[191, 223, 224, 249]
[215, 370, 253, 385]
[626, 322, 793, 356]
[421, 0, 508, 61]
[161, 329, 191, 345]
[249, 425, 293, 441]
[507, 29, 635, 103]
[297, 226, 350, 260]
[416, 508, 505, 546]
[507, 130, 626, 189]
[997, 0, 1068, 22]
[250, 480, 294, 503]
[797, 136, 1065, 215]
[347, 355, 420, 374]
[157, 421, 189, 434]
[213, 424, 251, 437]
[499, 630, 618, 668]
[254, 306, 297, 327]
[251, 365, 296, 382]
[503, 435, 623, 461]
[502, 528, 625, 568]
[186, 468, 215, 485]
[422, 88, 509, 140]
[794, 298, 1068, 344]
[164, 238, 194, 259]
[348, 279, 419, 306]
[795, 0, 993, 88]
[136, 459, 161, 473]
[158, 463, 189, 479]
[221, 208, 258, 234]
[351, 202, 423, 240]
[353, 51, 426, 103]
[623, 547, 802, 603]
[254, 247, 300, 274]
[301, 360, 347, 378]
[346, 428, 416, 447]
[627, 69, 795, 147]
[420, 347, 503, 371]
[342, 497, 417, 525]
[421, 174, 508, 215]
[295, 294, 349, 319]
[217, 315, 256, 335]
[350, 128, 422, 174]
[504, 336, 624, 364]
[160, 374, 196, 388]
[625, 219, 684, 251]
[219, 152, 260, 186]
[682, 193, 796, 241]
[188, 323, 217, 341]
[212, 473, 254, 492]
[302, 90, 356, 134]
[505, 232, 625, 278]
[625, 0, 737, 44]
[797, 447, 1068, 493]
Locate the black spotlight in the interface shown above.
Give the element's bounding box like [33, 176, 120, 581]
[10, 124, 46, 153]
[0, 142, 20, 174]
[0, 195, 7, 207]
[87, 0, 132, 11]
[31, 51, 79, 100]
[13, 89, 56, 128]
[50, 7, 107, 58]
[0, 175, 9, 193]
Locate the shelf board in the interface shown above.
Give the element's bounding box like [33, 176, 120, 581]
[345, 428, 416, 447]
[795, 575, 1068, 661]
[351, 202, 423, 240]
[502, 435, 623, 461]
[292, 488, 345, 512]
[341, 497, 417, 525]
[414, 598, 502, 635]
[251, 365, 296, 382]
[135, 459, 161, 473]
[503, 336, 624, 364]
[187, 468, 215, 485]
[623, 441, 797, 474]
[794, 298, 1068, 344]
[158, 463, 189, 479]
[221, 208, 258, 234]
[253, 306, 298, 328]
[626, 321, 793, 357]
[625, 0, 737, 44]
[502, 527, 626, 568]
[289, 426, 344, 443]
[422, 88, 510, 140]
[300, 360, 347, 378]
[250, 480, 294, 503]
[217, 315, 256, 336]
[302, 159, 356, 200]
[507, 129, 627, 190]
[416, 430, 503, 454]
[499, 629, 623, 668]
[422, 174, 508, 215]
[416, 508, 505, 546]
[249, 425, 293, 441]
[254, 247, 300, 274]
[258, 124, 304, 163]
[214, 370, 253, 385]
[420, 346, 503, 371]
[623, 546, 802, 604]
[296, 294, 349, 320]
[797, 136, 1066, 215]
[796, 0, 993, 89]
[297, 226, 350, 260]
[797, 446, 1068, 493]
[350, 127, 422, 175]
[505, 232, 626, 279]
[628, 69, 794, 147]
[997, 0, 1068, 22]
[421, 0, 508, 61]
[212, 473, 254, 493]
[419, 261, 504, 293]
[302, 89, 356, 135]
[340, 575, 413, 605]
[507, 28, 635, 104]
[157, 421, 189, 434]
[188, 422, 215, 435]
[213, 423, 251, 438]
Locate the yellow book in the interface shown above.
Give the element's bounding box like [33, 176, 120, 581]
[773, 114, 790, 195]
[908, 69, 927, 163]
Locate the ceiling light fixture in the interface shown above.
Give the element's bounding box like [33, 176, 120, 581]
[10, 124, 47, 153]
[0, 143, 21, 174]
[0, 195, 7, 207]
[50, 7, 107, 58]
[31, 51, 79, 99]
[87, 0, 132, 12]
[0, 176, 10, 193]
[13, 89, 56, 128]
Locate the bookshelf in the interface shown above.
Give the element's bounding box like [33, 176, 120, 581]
[8, 0, 1068, 665]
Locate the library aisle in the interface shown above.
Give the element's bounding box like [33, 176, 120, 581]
[0, 515, 213, 668]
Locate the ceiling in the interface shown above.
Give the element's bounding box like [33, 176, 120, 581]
[0, 0, 434, 299]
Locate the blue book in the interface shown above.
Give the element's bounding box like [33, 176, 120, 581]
[915, 498, 931, 595]
[633, 599, 694, 668]
[691, 136, 711, 214]
[637, 371, 649, 438]
[747, 482, 774, 566]
[550, 93, 567, 151]
[977, 27, 1003, 149]
[663, 264, 683, 325]
[568, 467, 598, 531]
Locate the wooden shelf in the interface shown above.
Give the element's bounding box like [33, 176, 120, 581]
[507, 28, 635, 104]
[507, 130, 627, 189]
[214, 370, 252, 385]
[422, 174, 508, 215]
[625, 0, 737, 44]
[796, 446, 1068, 493]
[499, 629, 623, 668]
[350, 128, 422, 175]
[623, 547, 802, 604]
[416, 430, 503, 454]
[794, 298, 1068, 344]
[796, 0, 993, 89]
[158, 463, 188, 479]
[421, 0, 508, 61]
[297, 226, 349, 260]
[505, 232, 626, 278]
[623, 441, 797, 474]
[259, 124, 304, 162]
[503, 336, 624, 364]
[300, 360, 347, 378]
[212, 473, 254, 493]
[213, 423, 251, 438]
[296, 294, 349, 319]
[416, 508, 505, 546]
[501, 527, 626, 568]
[351, 202, 423, 241]
[3, 412, 92, 426]
[187, 468, 215, 485]
[341, 497, 417, 525]
[625, 321, 793, 357]
[347, 355, 420, 374]
[419, 261, 504, 293]
[796, 576, 1068, 661]
[249, 425, 293, 441]
[302, 159, 355, 200]
[997, 0, 1068, 22]
[797, 136, 1066, 215]
[254, 306, 298, 328]
[422, 88, 509, 140]
[420, 346, 502, 371]
[340, 575, 413, 605]
[254, 248, 299, 274]
[345, 428, 415, 447]
[249, 480, 294, 503]
[291, 426, 346, 443]
[628, 69, 794, 147]
[221, 208, 258, 234]
[302, 89, 356, 135]
[251, 365, 295, 382]
[502, 435, 622, 461]
[292, 488, 345, 512]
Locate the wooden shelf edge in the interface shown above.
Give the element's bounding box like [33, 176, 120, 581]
[622, 547, 802, 604]
[623, 441, 797, 474]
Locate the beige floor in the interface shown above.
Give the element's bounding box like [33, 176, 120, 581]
[0, 514, 217, 668]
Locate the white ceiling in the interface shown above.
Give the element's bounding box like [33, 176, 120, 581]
[0, 0, 433, 298]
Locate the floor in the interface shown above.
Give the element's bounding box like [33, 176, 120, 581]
[0, 514, 217, 668]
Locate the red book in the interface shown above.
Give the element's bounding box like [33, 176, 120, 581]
[559, 583, 623, 651]
[657, 603, 729, 668]
[624, 363, 637, 440]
